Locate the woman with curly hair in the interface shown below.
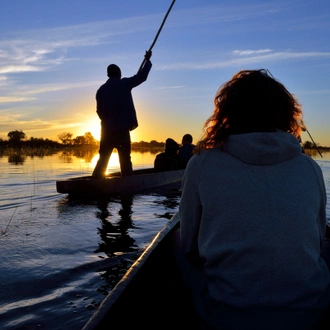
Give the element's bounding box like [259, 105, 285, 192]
[178, 69, 330, 329]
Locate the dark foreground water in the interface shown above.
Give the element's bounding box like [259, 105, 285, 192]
[0, 149, 329, 330]
[0, 149, 181, 330]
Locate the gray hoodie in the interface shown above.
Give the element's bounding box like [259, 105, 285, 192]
[179, 131, 330, 327]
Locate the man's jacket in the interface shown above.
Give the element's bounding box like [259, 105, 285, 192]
[96, 60, 152, 132]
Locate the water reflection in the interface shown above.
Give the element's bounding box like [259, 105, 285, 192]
[0, 147, 164, 163]
[150, 182, 182, 219]
[305, 149, 330, 161]
[4, 147, 60, 163]
[56, 182, 182, 258]
[1, 147, 99, 164]
[95, 194, 137, 256]
[8, 153, 25, 164]
[56, 193, 138, 257]
[56, 148, 99, 164]
[2, 148, 330, 168]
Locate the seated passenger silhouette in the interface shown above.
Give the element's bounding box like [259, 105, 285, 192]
[154, 138, 180, 171]
[178, 133, 195, 169]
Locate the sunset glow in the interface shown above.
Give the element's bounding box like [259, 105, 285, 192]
[84, 118, 101, 142]
[1, 1, 329, 146]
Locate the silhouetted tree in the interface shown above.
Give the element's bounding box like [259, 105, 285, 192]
[84, 132, 98, 145]
[73, 135, 86, 145]
[73, 132, 98, 146]
[7, 130, 26, 146]
[303, 141, 314, 149]
[26, 137, 61, 148]
[57, 132, 73, 145]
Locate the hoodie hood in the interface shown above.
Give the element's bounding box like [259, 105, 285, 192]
[223, 132, 302, 165]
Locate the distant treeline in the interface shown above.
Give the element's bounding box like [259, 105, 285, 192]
[0, 130, 166, 150]
[302, 141, 330, 156]
[1, 130, 329, 153]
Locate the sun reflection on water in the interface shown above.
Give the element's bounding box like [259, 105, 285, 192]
[90, 150, 160, 174]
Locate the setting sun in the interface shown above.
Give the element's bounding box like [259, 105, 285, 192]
[83, 117, 101, 141]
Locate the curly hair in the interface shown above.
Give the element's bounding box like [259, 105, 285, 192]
[196, 69, 304, 152]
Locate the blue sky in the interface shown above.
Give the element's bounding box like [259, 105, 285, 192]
[0, 0, 330, 146]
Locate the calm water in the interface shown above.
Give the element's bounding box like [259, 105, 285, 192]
[0, 149, 330, 330]
[0, 149, 181, 330]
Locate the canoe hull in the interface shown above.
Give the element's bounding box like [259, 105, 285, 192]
[82, 215, 330, 329]
[56, 168, 184, 195]
[82, 213, 197, 329]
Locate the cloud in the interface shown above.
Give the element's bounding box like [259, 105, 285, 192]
[0, 2, 287, 77]
[171, 2, 330, 32]
[0, 81, 98, 104]
[170, 3, 280, 27]
[157, 50, 330, 70]
[0, 40, 66, 75]
[0, 14, 162, 76]
[17, 81, 97, 96]
[157, 85, 186, 90]
[0, 115, 82, 137]
[0, 2, 319, 78]
[232, 49, 273, 56]
[0, 65, 45, 74]
[0, 96, 36, 103]
[1, 1, 329, 78]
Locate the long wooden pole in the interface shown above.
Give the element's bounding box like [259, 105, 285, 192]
[138, 0, 176, 72]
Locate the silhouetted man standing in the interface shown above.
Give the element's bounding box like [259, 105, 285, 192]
[93, 51, 152, 177]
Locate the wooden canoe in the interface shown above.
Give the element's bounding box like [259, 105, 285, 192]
[81, 212, 197, 330]
[81, 213, 330, 330]
[56, 168, 184, 195]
